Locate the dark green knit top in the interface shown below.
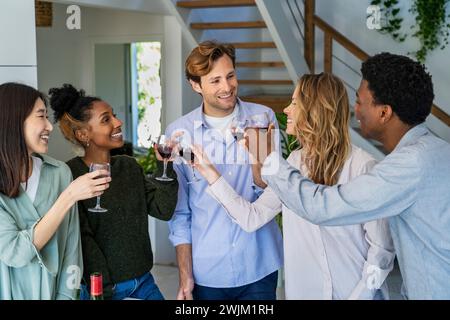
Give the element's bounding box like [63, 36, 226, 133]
[66, 155, 178, 298]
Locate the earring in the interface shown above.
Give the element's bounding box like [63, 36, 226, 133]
[86, 140, 90, 148]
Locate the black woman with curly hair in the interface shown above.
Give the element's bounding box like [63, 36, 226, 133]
[49, 84, 178, 300]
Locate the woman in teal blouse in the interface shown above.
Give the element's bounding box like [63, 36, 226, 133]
[0, 83, 111, 300]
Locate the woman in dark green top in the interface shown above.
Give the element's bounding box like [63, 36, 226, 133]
[49, 84, 178, 300]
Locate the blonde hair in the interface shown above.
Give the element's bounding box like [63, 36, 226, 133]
[292, 73, 351, 186]
[59, 112, 87, 147]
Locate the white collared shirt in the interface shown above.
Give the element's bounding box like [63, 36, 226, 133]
[208, 145, 395, 299]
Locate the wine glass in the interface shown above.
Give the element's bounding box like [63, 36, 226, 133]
[155, 135, 174, 182]
[88, 163, 110, 213]
[176, 135, 201, 184]
[179, 146, 201, 184]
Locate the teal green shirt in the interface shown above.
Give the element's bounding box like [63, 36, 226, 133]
[0, 154, 82, 300]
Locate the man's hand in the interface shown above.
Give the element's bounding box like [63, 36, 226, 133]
[176, 276, 195, 300]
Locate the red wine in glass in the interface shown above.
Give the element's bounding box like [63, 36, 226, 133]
[157, 145, 173, 159]
[88, 163, 110, 213]
[155, 135, 174, 181]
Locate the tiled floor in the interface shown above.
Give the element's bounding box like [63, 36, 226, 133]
[152, 261, 404, 300]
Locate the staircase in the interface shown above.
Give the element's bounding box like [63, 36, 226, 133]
[167, 0, 450, 159]
[168, 0, 300, 113]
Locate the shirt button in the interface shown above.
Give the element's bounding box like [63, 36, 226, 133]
[232, 243, 235, 247]
[228, 171, 232, 176]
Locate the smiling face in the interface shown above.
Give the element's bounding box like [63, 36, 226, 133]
[79, 100, 124, 151]
[190, 55, 238, 117]
[23, 98, 53, 155]
[355, 80, 384, 140]
[284, 84, 300, 136]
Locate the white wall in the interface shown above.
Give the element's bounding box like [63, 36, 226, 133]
[0, 0, 37, 87]
[94, 43, 130, 140]
[314, 0, 450, 141]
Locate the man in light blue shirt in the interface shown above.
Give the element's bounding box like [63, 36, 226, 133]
[257, 53, 450, 299]
[165, 41, 283, 300]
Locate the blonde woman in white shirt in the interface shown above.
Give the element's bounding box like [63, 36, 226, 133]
[191, 73, 396, 300]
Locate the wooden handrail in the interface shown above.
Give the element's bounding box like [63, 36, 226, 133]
[432, 105, 450, 126]
[304, 1, 450, 127]
[304, 0, 315, 73]
[313, 16, 369, 61]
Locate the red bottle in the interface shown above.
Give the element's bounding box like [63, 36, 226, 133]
[90, 272, 104, 300]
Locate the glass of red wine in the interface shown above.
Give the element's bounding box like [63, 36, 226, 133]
[179, 145, 200, 184]
[155, 135, 174, 181]
[88, 163, 110, 213]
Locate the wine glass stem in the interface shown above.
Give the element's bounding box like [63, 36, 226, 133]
[95, 195, 101, 209]
[162, 159, 169, 178]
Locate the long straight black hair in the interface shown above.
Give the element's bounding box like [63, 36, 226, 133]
[0, 82, 47, 198]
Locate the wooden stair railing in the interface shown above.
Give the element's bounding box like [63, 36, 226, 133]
[304, 0, 450, 128]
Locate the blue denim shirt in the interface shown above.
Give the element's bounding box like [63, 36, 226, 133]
[262, 124, 450, 299]
[165, 99, 283, 287]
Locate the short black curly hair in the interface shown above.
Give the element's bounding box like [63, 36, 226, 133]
[361, 52, 434, 126]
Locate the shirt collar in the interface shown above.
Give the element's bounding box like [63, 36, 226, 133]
[392, 123, 430, 152]
[193, 98, 244, 130]
[33, 153, 61, 168]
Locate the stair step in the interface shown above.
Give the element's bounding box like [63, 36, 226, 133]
[236, 61, 285, 68]
[239, 80, 294, 85]
[231, 42, 276, 49]
[191, 21, 266, 29]
[177, 0, 256, 9]
[241, 95, 291, 113]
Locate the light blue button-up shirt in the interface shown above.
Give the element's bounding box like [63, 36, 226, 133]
[166, 99, 283, 287]
[262, 124, 450, 299]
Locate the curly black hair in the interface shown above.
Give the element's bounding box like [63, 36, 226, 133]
[361, 52, 434, 126]
[48, 84, 100, 123]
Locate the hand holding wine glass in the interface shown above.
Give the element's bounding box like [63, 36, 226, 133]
[154, 135, 175, 181]
[88, 163, 111, 213]
[65, 169, 111, 203]
[240, 121, 276, 165]
[190, 145, 220, 185]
